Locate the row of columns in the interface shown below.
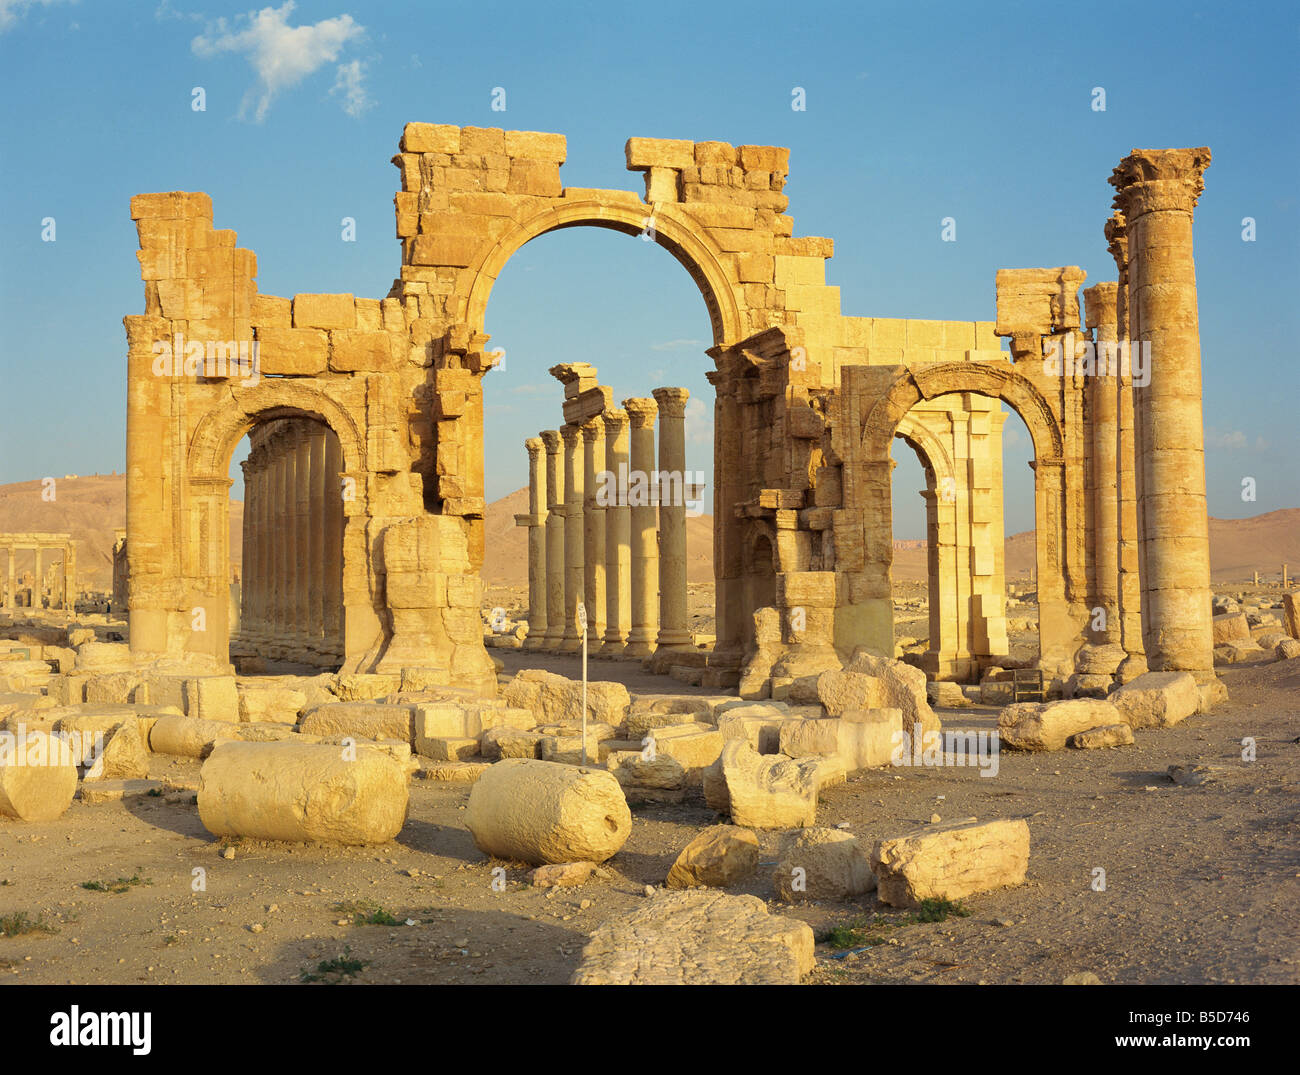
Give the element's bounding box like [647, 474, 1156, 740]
[236, 418, 344, 667]
[1082, 148, 1214, 678]
[1, 534, 76, 611]
[516, 378, 695, 659]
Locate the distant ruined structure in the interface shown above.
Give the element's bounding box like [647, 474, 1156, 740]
[123, 126, 1215, 697]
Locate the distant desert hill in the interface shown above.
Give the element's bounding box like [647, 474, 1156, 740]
[0, 475, 241, 592]
[0, 474, 1292, 592]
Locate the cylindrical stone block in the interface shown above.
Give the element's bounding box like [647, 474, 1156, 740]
[0, 731, 78, 821]
[623, 398, 659, 656]
[464, 758, 632, 865]
[653, 387, 692, 648]
[198, 741, 409, 845]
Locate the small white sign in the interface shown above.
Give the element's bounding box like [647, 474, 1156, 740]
[576, 602, 587, 632]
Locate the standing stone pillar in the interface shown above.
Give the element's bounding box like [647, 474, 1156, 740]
[541, 430, 565, 651]
[601, 409, 631, 656]
[307, 427, 327, 662]
[292, 425, 312, 660]
[273, 426, 293, 655]
[560, 424, 584, 653]
[1110, 148, 1214, 677]
[519, 437, 548, 650]
[256, 445, 273, 645]
[623, 399, 659, 656]
[4, 546, 13, 608]
[581, 417, 607, 652]
[1084, 282, 1121, 645]
[239, 458, 257, 642]
[33, 548, 43, 610]
[652, 387, 692, 649]
[61, 543, 74, 611]
[322, 430, 344, 662]
[1106, 212, 1147, 681]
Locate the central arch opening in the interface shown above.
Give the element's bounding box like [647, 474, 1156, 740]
[478, 223, 717, 661]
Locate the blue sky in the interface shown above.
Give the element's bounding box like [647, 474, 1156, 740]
[1, 0, 1295, 539]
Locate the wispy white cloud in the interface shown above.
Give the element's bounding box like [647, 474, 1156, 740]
[155, 0, 202, 21]
[685, 396, 712, 446]
[651, 338, 704, 352]
[330, 57, 371, 116]
[191, 2, 367, 122]
[0, 0, 74, 34]
[1207, 428, 1248, 451]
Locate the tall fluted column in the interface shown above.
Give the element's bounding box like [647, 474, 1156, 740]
[307, 426, 327, 662]
[62, 544, 75, 610]
[1110, 148, 1214, 676]
[33, 548, 43, 610]
[560, 423, 584, 652]
[5, 546, 14, 608]
[623, 399, 659, 656]
[520, 437, 548, 650]
[541, 430, 565, 650]
[322, 429, 344, 662]
[1084, 282, 1120, 644]
[1106, 212, 1147, 680]
[601, 408, 631, 656]
[652, 387, 692, 649]
[581, 417, 607, 652]
[273, 425, 293, 655]
[292, 424, 312, 659]
[256, 444, 273, 644]
[239, 457, 257, 641]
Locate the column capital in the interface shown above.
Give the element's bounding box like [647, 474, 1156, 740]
[1109, 148, 1211, 219]
[580, 416, 604, 441]
[540, 429, 562, 452]
[1104, 210, 1128, 275]
[601, 408, 629, 434]
[623, 397, 658, 427]
[559, 423, 582, 447]
[651, 386, 689, 419]
[524, 436, 544, 456]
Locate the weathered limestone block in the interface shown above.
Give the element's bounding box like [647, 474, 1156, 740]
[148, 715, 243, 758]
[570, 890, 815, 985]
[1068, 724, 1134, 749]
[255, 326, 328, 375]
[626, 706, 709, 738]
[413, 701, 533, 741]
[503, 669, 630, 725]
[1108, 671, 1200, 729]
[665, 825, 760, 889]
[292, 293, 356, 330]
[997, 698, 1126, 752]
[529, 861, 597, 888]
[333, 673, 400, 701]
[716, 704, 789, 753]
[644, 723, 724, 786]
[715, 739, 820, 830]
[0, 731, 78, 820]
[927, 681, 970, 708]
[464, 759, 632, 865]
[142, 674, 238, 723]
[237, 685, 307, 723]
[480, 726, 544, 760]
[871, 818, 1031, 908]
[84, 720, 149, 780]
[1211, 613, 1251, 644]
[84, 671, 145, 705]
[418, 736, 479, 762]
[198, 741, 408, 845]
[1074, 643, 1126, 676]
[773, 827, 875, 902]
[1276, 638, 1300, 660]
[825, 652, 941, 735]
[299, 703, 414, 743]
[1283, 591, 1300, 639]
[607, 750, 686, 790]
[778, 714, 897, 772]
[72, 642, 134, 672]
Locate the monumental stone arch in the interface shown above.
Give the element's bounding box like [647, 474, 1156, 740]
[124, 127, 1218, 702]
